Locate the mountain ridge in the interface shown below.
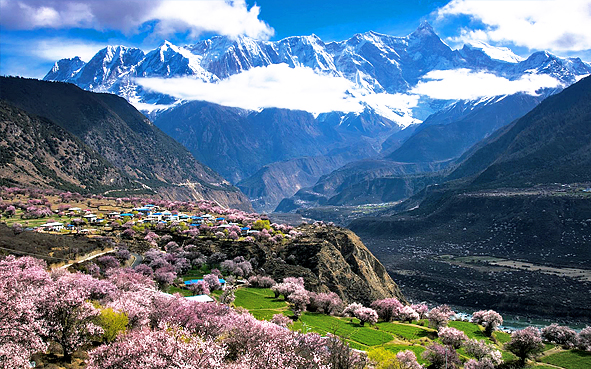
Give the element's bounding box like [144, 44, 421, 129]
[0, 77, 252, 210]
[44, 23, 591, 123]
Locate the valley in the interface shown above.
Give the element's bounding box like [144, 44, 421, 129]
[2, 3, 591, 367]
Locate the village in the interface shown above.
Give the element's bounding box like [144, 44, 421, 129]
[34, 204, 259, 238]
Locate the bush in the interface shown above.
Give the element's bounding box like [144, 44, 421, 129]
[95, 307, 128, 343]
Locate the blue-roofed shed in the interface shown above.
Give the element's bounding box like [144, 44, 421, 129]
[184, 278, 226, 289]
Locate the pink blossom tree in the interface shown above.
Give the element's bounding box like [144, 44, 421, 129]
[0, 256, 50, 367]
[396, 350, 424, 369]
[578, 326, 591, 351]
[271, 278, 305, 299]
[189, 280, 210, 295]
[411, 303, 429, 319]
[355, 307, 379, 326]
[422, 343, 460, 369]
[248, 275, 276, 288]
[270, 314, 293, 328]
[398, 306, 420, 323]
[308, 292, 343, 315]
[464, 339, 503, 366]
[203, 273, 222, 291]
[371, 298, 404, 321]
[38, 271, 104, 362]
[471, 310, 503, 336]
[428, 305, 454, 329]
[505, 327, 544, 364]
[87, 325, 226, 369]
[464, 358, 496, 369]
[438, 326, 468, 349]
[343, 302, 364, 317]
[288, 289, 310, 319]
[541, 324, 578, 348]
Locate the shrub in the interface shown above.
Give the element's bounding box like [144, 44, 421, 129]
[95, 307, 128, 343]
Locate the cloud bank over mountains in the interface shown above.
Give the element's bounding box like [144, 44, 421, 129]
[136, 64, 420, 125]
[410, 69, 563, 100]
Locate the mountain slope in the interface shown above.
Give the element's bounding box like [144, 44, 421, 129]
[0, 77, 252, 210]
[385, 93, 545, 163]
[449, 75, 591, 187]
[0, 101, 126, 192]
[277, 92, 542, 211]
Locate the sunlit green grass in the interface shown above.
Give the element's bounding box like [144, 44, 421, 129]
[376, 322, 433, 340]
[541, 350, 591, 369]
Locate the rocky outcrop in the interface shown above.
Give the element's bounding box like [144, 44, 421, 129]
[188, 225, 404, 305]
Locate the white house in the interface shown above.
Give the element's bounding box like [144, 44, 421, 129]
[83, 214, 98, 223]
[185, 295, 215, 303]
[39, 222, 64, 231]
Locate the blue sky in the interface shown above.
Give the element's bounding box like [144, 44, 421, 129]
[1, 0, 591, 78]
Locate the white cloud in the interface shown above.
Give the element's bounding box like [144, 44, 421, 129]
[0, 0, 273, 40]
[438, 0, 591, 52]
[410, 69, 563, 100]
[135, 64, 420, 126]
[33, 38, 107, 62]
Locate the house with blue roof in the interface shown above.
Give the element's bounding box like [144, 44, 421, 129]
[184, 278, 226, 290]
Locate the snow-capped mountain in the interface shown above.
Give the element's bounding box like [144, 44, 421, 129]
[44, 22, 591, 125]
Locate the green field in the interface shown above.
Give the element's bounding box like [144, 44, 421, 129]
[541, 350, 591, 369]
[493, 330, 512, 344]
[233, 287, 288, 311]
[384, 344, 429, 365]
[376, 322, 433, 340]
[448, 320, 491, 342]
[227, 286, 586, 368]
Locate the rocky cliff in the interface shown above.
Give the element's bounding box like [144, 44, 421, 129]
[185, 225, 404, 305]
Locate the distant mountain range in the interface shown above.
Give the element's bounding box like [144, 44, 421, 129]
[44, 22, 590, 120]
[0, 77, 252, 211]
[43, 23, 591, 212]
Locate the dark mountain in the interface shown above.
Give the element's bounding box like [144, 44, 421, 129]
[385, 93, 544, 163]
[154, 101, 399, 211]
[0, 101, 126, 192]
[346, 76, 591, 319]
[0, 77, 252, 210]
[153, 101, 334, 184]
[277, 92, 543, 212]
[275, 160, 447, 212]
[237, 150, 374, 213]
[448, 76, 591, 187]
